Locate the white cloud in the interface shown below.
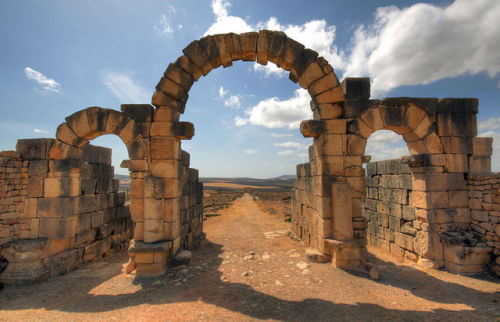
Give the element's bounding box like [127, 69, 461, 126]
[101, 72, 149, 103]
[204, 1, 344, 77]
[253, 62, 286, 78]
[178, 24, 183, 30]
[168, 4, 176, 14]
[271, 133, 293, 138]
[274, 141, 307, 149]
[235, 88, 312, 129]
[365, 130, 409, 161]
[479, 117, 500, 131]
[154, 14, 174, 36]
[33, 128, 48, 134]
[219, 86, 228, 98]
[224, 95, 241, 108]
[277, 149, 296, 156]
[245, 149, 257, 154]
[24, 67, 61, 93]
[344, 0, 500, 95]
[204, 0, 253, 36]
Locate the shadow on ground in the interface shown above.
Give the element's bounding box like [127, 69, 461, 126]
[0, 239, 498, 321]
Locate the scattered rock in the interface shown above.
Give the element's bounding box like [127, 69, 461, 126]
[262, 254, 270, 260]
[275, 280, 284, 286]
[243, 255, 254, 260]
[301, 269, 310, 274]
[369, 267, 380, 281]
[305, 248, 330, 263]
[172, 250, 192, 266]
[153, 280, 162, 286]
[242, 271, 249, 277]
[296, 262, 310, 270]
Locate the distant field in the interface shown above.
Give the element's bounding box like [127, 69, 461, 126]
[115, 174, 296, 191]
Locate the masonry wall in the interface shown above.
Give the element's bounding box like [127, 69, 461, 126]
[0, 139, 133, 284]
[178, 150, 204, 251]
[292, 162, 317, 248]
[467, 174, 500, 276]
[364, 159, 419, 262]
[0, 151, 29, 247]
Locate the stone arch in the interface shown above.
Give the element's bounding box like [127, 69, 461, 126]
[347, 103, 443, 156]
[55, 106, 148, 161]
[150, 31, 345, 117]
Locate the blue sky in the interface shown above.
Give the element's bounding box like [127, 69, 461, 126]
[0, 0, 499, 178]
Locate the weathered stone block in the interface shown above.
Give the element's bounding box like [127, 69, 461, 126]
[239, 32, 259, 61]
[43, 177, 81, 198]
[39, 216, 78, 239]
[341, 78, 370, 100]
[150, 137, 180, 160]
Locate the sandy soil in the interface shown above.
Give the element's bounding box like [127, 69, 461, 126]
[0, 193, 499, 321]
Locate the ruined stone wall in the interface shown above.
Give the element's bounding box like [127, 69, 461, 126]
[0, 151, 29, 247]
[0, 139, 133, 284]
[364, 159, 418, 262]
[292, 162, 317, 247]
[178, 150, 204, 251]
[467, 173, 500, 276]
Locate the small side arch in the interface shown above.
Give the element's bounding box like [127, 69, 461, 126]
[55, 106, 147, 160]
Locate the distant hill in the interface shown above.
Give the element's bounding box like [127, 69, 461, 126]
[273, 175, 296, 180]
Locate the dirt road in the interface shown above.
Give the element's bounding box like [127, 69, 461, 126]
[0, 193, 499, 321]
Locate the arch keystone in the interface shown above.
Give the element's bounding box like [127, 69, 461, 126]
[238, 32, 257, 61]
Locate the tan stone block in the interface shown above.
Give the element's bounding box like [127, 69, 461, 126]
[29, 218, 40, 239]
[133, 221, 144, 241]
[39, 216, 78, 239]
[117, 119, 139, 145]
[317, 103, 342, 120]
[144, 198, 163, 221]
[308, 72, 340, 97]
[346, 134, 366, 155]
[27, 177, 44, 197]
[407, 134, 443, 154]
[129, 179, 144, 199]
[151, 160, 179, 178]
[314, 86, 344, 104]
[280, 38, 304, 71]
[156, 77, 187, 102]
[298, 61, 326, 89]
[469, 155, 491, 174]
[150, 137, 180, 160]
[445, 153, 468, 172]
[410, 191, 449, 209]
[65, 109, 92, 141]
[145, 218, 163, 234]
[317, 156, 344, 176]
[163, 220, 180, 240]
[230, 33, 242, 61]
[56, 123, 87, 147]
[43, 177, 80, 197]
[256, 30, 272, 65]
[213, 34, 233, 67]
[331, 182, 353, 240]
[164, 197, 180, 222]
[347, 119, 372, 139]
[174, 55, 203, 81]
[182, 40, 212, 75]
[325, 119, 347, 134]
[24, 198, 38, 218]
[267, 31, 286, 66]
[472, 137, 493, 156]
[164, 63, 195, 91]
[315, 134, 346, 156]
[135, 252, 154, 264]
[317, 217, 333, 238]
[199, 35, 223, 69]
[153, 251, 167, 264]
[153, 106, 180, 122]
[390, 243, 405, 259]
[129, 198, 144, 222]
[150, 121, 173, 137]
[412, 173, 465, 192]
[403, 105, 427, 130]
[449, 191, 469, 208]
[151, 91, 186, 111]
[360, 107, 384, 131]
[239, 32, 258, 61]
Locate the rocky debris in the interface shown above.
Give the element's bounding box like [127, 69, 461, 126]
[296, 262, 310, 270]
[305, 248, 330, 263]
[172, 250, 192, 266]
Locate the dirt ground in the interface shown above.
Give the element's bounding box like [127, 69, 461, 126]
[0, 193, 499, 321]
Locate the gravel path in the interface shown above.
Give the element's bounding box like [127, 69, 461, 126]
[0, 193, 498, 321]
